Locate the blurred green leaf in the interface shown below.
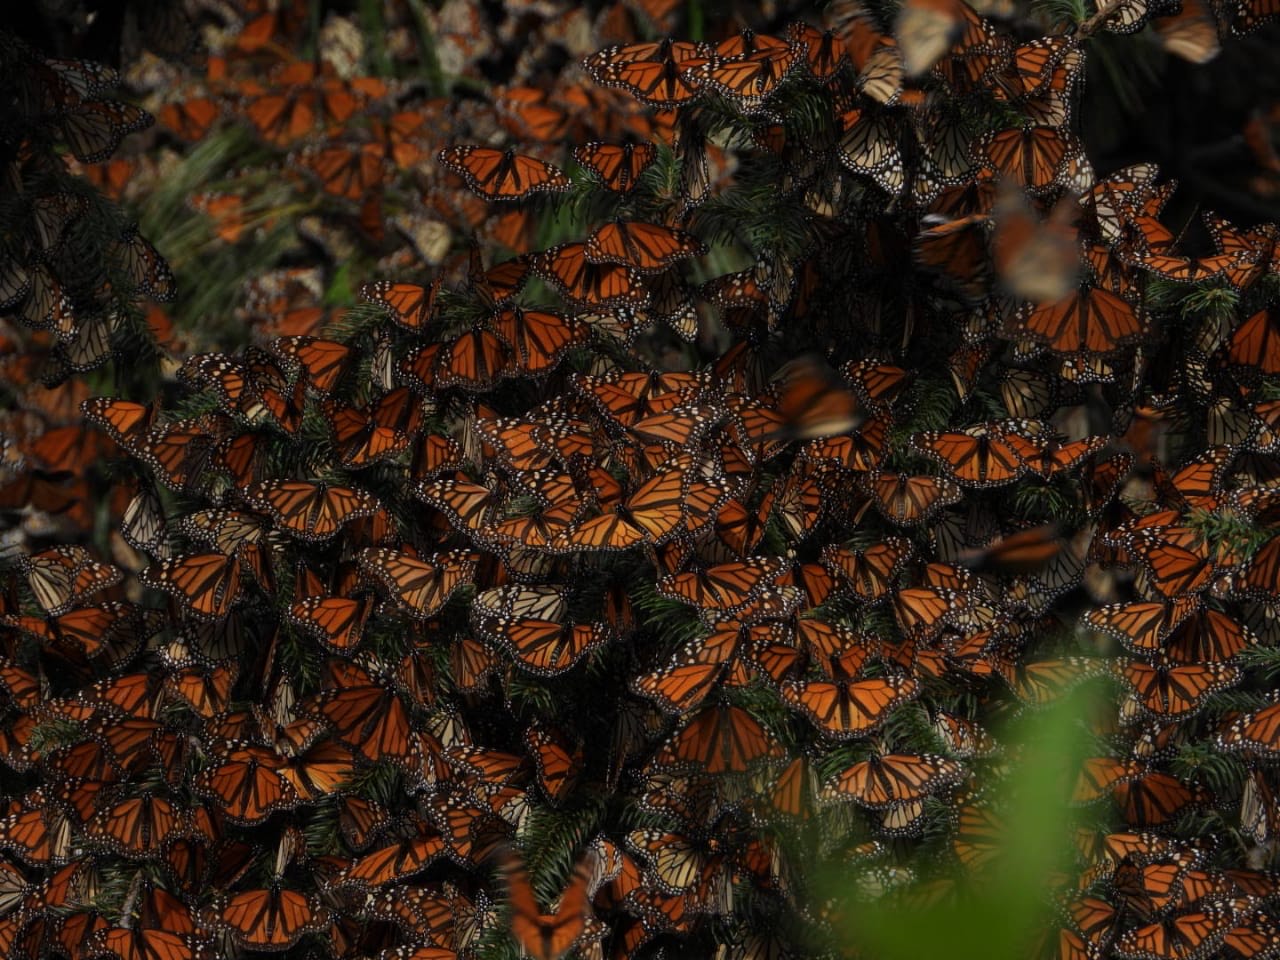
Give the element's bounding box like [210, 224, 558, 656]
[822, 692, 1096, 960]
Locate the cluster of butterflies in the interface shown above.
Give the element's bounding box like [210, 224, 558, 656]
[3, 0, 1280, 958]
[61, 0, 693, 355]
[0, 36, 175, 394]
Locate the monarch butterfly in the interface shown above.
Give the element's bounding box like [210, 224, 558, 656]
[1123, 532, 1215, 600]
[0, 601, 148, 663]
[931, 711, 997, 759]
[240, 64, 385, 147]
[404, 328, 516, 392]
[993, 36, 1081, 100]
[573, 141, 658, 192]
[766, 354, 866, 441]
[893, 0, 970, 76]
[497, 848, 596, 960]
[193, 745, 301, 823]
[83, 793, 183, 858]
[1146, 0, 1219, 64]
[469, 417, 562, 471]
[335, 822, 447, 889]
[527, 243, 649, 308]
[179, 349, 301, 432]
[780, 674, 918, 739]
[21, 546, 121, 616]
[1160, 608, 1256, 664]
[287, 595, 375, 651]
[86, 925, 202, 960]
[467, 247, 531, 309]
[713, 493, 774, 558]
[1228, 308, 1280, 375]
[575, 370, 708, 427]
[185, 190, 248, 246]
[211, 886, 330, 951]
[414, 477, 502, 533]
[475, 614, 609, 677]
[990, 189, 1080, 303]
[438, 146, 570, 200]
[1080, 163, 1160, 243]
[861, 472, 963, 525]
[1240, 768, 1280, 846]
[525, 726, 582, 804]
[21, 54, 120, 113]
[1004, 434, 1107, 480]
[1229, 0, 1280, 31]
[130, 415, 230, 491]
[656, 559, 789, 617]
[157, 96, 219, 140]
[0, 665, 38, 716]
[307, 662, 407, 764]
[267, 336, 351, 394]
[694, 30, 796, 107]
[976, 126, 1074, 194]
[177, 510, 275, 592]
[113, 226, 175, 301]
[164, 661, 237, 717]
[1115, 908, 1234, 960]
[911, 424, 1028, 487]
[582, 39, 709, 109]
[1062, 895, 1118, 950]
[1115, 660, 1240, 719]
[819, 753, 964, 807]
[1114, 770, 1203, 827]
[323, 388, 423, 468]
[58, 99, 153, 164]
[958, 524, 1066, 574]
[489, 308, 587, 373]
[837, 105, 905, 194]
[426, 787, 513, 862]
[31, 191, 87, 255]
[577, 464, 723, 549]
[494, 85, 569, 143]
[481, 500, 581, 551]
[1218, 702, 1280, 755]
[665, 703, 784, 774]
[357, 548, 477, 620]
[1242, 537, 1280, 599]
[243, 480, 379, 542]
[1127, 238, 1253, 285]
[297, 142, 390, 201]
[768, 466, 825, 543]
[991, 654, 1099, 707]
[585, 220, 706, 272]
[1014, 285, 1145, 354]
[1208, 215, 1280, 290]
[632, 626, 746, 714]
[445, 745, 522, 803]
[1083, 597, 1199, 652]
[822, 537, 913, 603]
[139, 553, 242, 620]
[789, 22, 851, 79]
[626, 827, 726, 896]
[913, 214, 992, 301]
